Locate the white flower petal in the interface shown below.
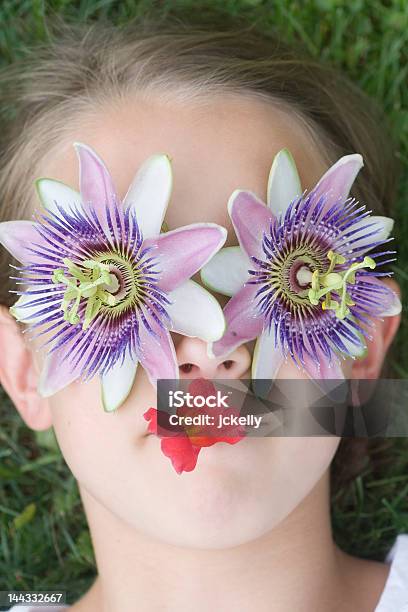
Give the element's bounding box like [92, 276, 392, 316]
[251, 329, 284, 398]
[167, 279, 225, 342]
[338, 321, 367, 359]
[379, 292, 402, 317]
[200, 246, 250, 296]
[355, 277, 402, 318]
[123, 154, 173, 239]
[101, 354, 138, 413]
[9, 294, 53, 324]
[35, 178, 82, 216]
[267, 149, 302, 216]
[344, 216, 394, 251]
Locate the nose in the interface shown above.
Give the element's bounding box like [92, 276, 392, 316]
[176, 336, 251, 379]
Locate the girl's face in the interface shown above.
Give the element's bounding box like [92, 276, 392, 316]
[23, 94, 363, 548]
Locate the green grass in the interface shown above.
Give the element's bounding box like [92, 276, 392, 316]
[332, 438, 408, 560]
[0, 390, 95, 602]
[1, 0, 408, 604]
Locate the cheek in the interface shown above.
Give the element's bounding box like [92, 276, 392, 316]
[178, 436, 340, 548]
[49, 369, 158, 509]
[154, 436, 340, 549]
[262, 436, 340, 517]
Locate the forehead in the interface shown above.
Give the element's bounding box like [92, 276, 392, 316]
[39, 93, 327, 240]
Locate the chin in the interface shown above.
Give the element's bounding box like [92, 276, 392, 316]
[132, 436, 288, 549]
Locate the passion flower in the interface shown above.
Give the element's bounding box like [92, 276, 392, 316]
[0, 143, 226, 411]
[201, 149, 401, 394]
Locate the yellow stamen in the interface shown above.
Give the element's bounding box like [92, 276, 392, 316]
[308, 252, 376, 319]
[52, 258, 119, 330]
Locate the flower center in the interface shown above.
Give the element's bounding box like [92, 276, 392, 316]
[51, 249, 159, 331]
[52, 258, 120, 330]
[295, 265, 313, 287]
[307, 250, 376, 319]
[279, 250, 325, 306]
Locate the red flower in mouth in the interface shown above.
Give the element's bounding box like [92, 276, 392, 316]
[143, 378, 246, 474]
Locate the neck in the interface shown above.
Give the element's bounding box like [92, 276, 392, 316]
[76, 472, 348, 612]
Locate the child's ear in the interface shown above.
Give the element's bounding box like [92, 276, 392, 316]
[351, 278, 401, 380]
[0, 304, 52, 430]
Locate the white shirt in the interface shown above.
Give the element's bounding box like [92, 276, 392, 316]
[375, 534, 408, 611]
[6, 535, 408, 612]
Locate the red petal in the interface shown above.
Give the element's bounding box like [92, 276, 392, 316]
[143, 407, 157, 434]
[161, 437, 201, 474]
